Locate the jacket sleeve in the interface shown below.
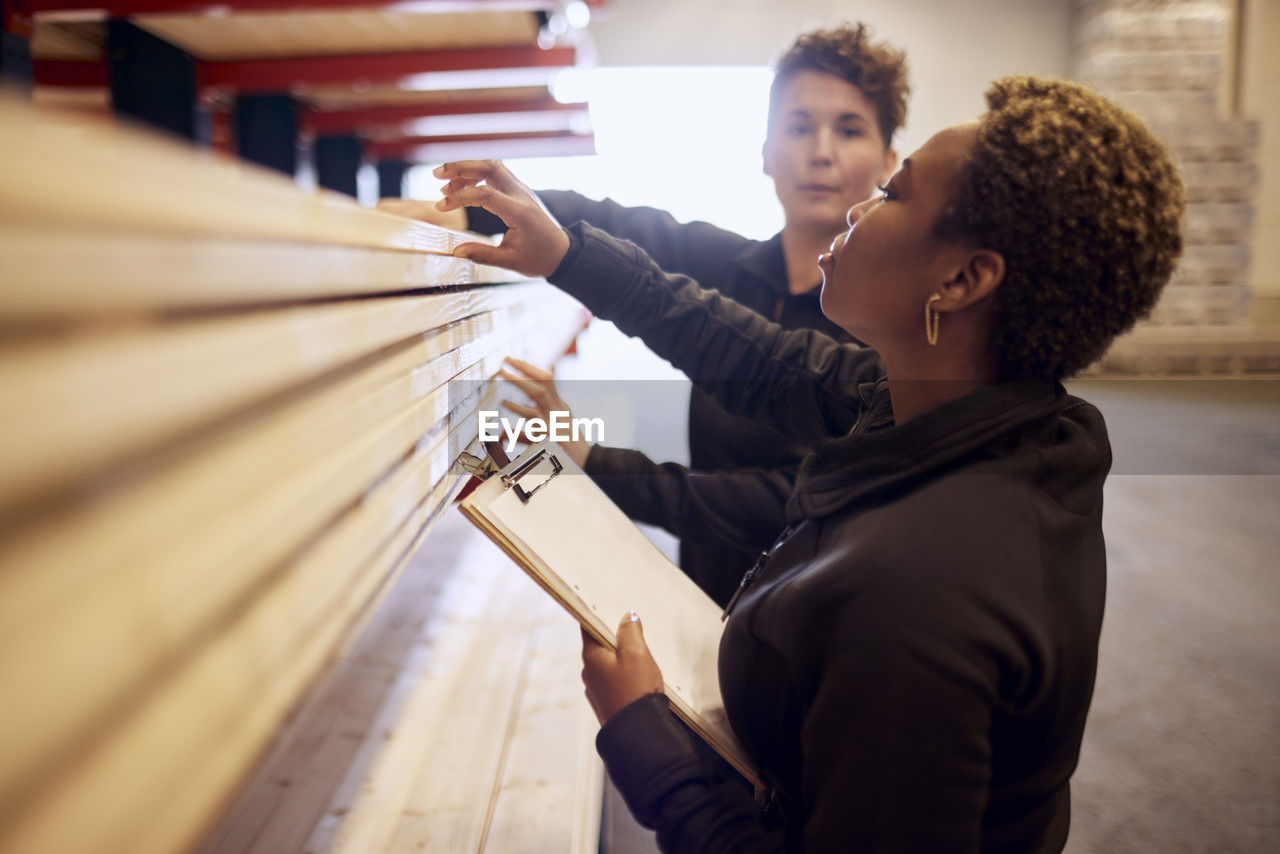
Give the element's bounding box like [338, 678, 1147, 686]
[468, 190, 750, 284]
[596, 695, 787, 853]
[598, 557, 1001, 852]
[583, 445, 792, 554]
[548, 223, 881, 447]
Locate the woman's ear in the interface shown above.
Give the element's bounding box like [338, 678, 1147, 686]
[938, 248, 1005, 310]
[762, 136, 776, 177]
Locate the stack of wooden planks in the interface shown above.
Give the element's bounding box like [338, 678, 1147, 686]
[198, 512, 603, 853]
[0, 96, 589, 853]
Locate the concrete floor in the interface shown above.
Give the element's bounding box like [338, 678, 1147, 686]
[1063, 379, 1280, 853]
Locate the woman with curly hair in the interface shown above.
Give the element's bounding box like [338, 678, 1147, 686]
[435, 76, 1184, 851]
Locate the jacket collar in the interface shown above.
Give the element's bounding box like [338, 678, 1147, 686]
[787, 378, 1096, 521]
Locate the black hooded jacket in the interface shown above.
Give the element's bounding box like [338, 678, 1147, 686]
[468, 192, 857, 605]
[549, 223, 1109, 853]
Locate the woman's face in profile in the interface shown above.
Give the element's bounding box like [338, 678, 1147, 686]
[817, 123, 977, 351]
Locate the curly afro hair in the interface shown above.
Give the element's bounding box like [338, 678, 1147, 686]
[933, 76, 1185, 380]
[769, 23, 910, 148]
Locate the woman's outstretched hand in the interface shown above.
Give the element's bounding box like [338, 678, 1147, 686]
[434, 160, 571, 277]
[581, 612, 665, 726]
[499, 356, 591, 468]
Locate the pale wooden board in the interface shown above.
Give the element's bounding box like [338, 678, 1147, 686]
[0, 334, 533, 806]
[0, 296, 584, 854]
[0, 90, 594, 854]
[0, 411, 479, 854]
[29, 20, 106, 60]
[134, 10, 539, 61]
[195, 518, 477, 854]
[572, 715, 608, 854]
[0, 380, 470, 805]
[273, 513, 531, 854]
[331, 571, 543, 853]
[0, 284, 555, 512]
[28, 86, 113, 113]
[305, 84, 552, 111]
[0, 96, 516, 306]
[197, 365, 591, 854]
[203, 471, 499, 854]
[0, 227, 511, 317]
[480, 604, 604, 854]
[199, 506, 603, 854]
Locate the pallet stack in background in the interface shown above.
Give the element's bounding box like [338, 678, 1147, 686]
[1073, 0, 1280, 375]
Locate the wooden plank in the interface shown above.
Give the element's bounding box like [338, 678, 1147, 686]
[230, 308, 585, 853]
[326, 566, 544, 853]
[481, 602, 604, 854]
[0, 302, 542, 621]
[197, 533, 469, 854]
[198, 524, 607, 854]
[571, 713, 607, 854]
[30, 19, 105, 61]
[304, 84, 550, 110]
[260, 517, 525, 854]
[0, 293, 584, 851]
[0, 338, 517, 813]
[214, 459, 475, 854]
[133, 10, 540, 61]
[199, 498, 598, 854]
[0, 407, 482, 854]
[0, 227, 515, 317]
[214, 470, 481, 854]
[0, 283, 551, 513]
[0, 98, 478, 257]
[0, 85, 596, 854]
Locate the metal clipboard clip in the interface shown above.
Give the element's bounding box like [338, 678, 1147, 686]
[500, 447, 563, 503]
[458, 441, 514, 481]
[457, 451, 499, 480]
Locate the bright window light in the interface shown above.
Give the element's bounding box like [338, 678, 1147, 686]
[564, 1, 591, 29]
[408, 66, 781, 240]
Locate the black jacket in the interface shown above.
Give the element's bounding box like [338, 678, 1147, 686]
[468, 192, 859, 605]
[549, 223, 1109, 853]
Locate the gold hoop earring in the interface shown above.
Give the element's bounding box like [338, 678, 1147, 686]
[925, 294, 942, 346]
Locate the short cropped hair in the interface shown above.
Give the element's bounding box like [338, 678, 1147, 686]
[768, 23, 910, 149]
[933, 76, 1185, 380]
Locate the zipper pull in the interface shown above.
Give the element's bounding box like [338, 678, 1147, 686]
[755, 784, 779, 816]
[721, 522, 802, 622]
[722, 550, 767, 622]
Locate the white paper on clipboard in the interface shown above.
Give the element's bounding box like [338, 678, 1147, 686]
[458, 440, 760, 788]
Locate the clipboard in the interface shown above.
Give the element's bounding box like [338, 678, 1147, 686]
[457, 440, 762, 788]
